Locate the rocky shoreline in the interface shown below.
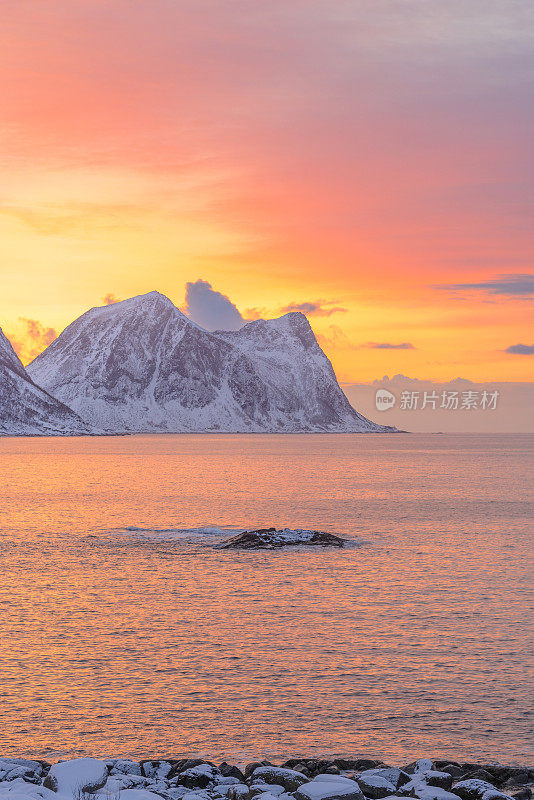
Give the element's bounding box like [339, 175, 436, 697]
[0, 756, 532, 800]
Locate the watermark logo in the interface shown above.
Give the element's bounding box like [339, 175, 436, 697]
[374, 386, 500, 413]
[399, 389, 499, 411]
[375, 388, 396, 410]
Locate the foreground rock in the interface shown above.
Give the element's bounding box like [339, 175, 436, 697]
[216, 528, 346, 549]
[296, 776, 364, 800]
[0, 757, 532, 800]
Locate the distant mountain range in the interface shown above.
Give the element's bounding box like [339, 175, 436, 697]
[1, 291, 394, 435]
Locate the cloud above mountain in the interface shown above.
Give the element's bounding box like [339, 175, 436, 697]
[183, 279, 245, 331]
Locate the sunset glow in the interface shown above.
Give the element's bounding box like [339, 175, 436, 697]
[1, 1, 532, 381]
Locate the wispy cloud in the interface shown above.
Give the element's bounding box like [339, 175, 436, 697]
[505, 343, 534, 355]
[435, 273, 534, 297]
[364, 342, 416, 350]
[281, 300, 347, 317]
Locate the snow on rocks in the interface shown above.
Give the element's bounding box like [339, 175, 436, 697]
[251, 768, 308, 793]
[405, 763, 435, 776]
[360, 772, 409, 792]
[355, 775, 397, 799]
[452, 783, 512, 800]
[294, 775, 363, 800]
[0, 758, 531, 800]
[118, 791, 166, 800]
[415, 788, 460, 800]
[216, 529, 345, 550]
[217, 784, 249, 799]
[43, 758, 108, 795]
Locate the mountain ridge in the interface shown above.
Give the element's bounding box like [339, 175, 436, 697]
[0, 326, 92, 436]
[27, 291, 394, 434]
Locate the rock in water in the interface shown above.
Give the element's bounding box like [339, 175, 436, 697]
[0, 326, 91, 436]
[27, 291, 396, 434]
[216, 528, 345, 549]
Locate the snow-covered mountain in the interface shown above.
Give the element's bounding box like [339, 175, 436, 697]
[0, 326, 91, 436]
[27, 291, 394, 433]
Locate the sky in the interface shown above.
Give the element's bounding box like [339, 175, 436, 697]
[1, 0, 533, 381]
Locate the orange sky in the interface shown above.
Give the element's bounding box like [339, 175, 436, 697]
[1, 0, 533, 381]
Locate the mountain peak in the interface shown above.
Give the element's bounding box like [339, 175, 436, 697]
[26, 291, 392, 433]
[96, 290, 176, 313]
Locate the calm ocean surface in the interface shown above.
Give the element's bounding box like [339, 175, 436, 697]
[0, 434, 532, 764]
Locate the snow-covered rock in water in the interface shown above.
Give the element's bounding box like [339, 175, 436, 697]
[44, 757, 108, 794]
[27, 291, 394, 433]
[216, 527, 346, 549]
[295, 776, 363, 800]
[0, 327, 91, 436]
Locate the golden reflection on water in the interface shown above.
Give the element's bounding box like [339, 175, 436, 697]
[0, 434, 532, 763]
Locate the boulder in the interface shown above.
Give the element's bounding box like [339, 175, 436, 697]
[416, 789, 462, 800]
[219, 764, 246, 783]
[110, 760, 143, 777]
[363, 770, 410, 790]
[441, 767, 467, 781]
[43, 758, 108, 795]
[356, 774, 397, 799]
[250, 784, 285, 797]
[170, 761, 211, 779]
[505, 772, 531, 787]
[223, 784, 251, 800]
[466, 773, 499, 786]
[422, 773, 453, 791]
[251, 767, 309, 792]
[245, 764, 274, 780]
[452, 781, 501, 800]
[295, 776, 364, 800]
[512, 790, 532, 800]
[176, 765, 219, 790]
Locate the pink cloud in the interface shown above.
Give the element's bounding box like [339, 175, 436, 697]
[1, 0, 532, 284]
